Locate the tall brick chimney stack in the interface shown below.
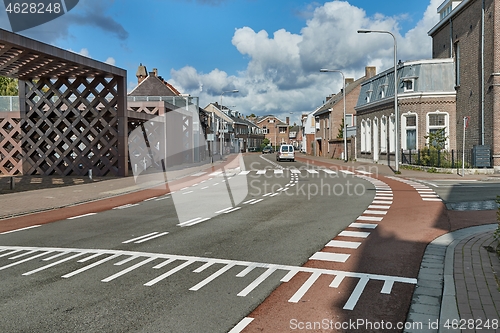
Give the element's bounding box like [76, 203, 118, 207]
[136, 63, 147, 84]
[365, 66, 377, 79]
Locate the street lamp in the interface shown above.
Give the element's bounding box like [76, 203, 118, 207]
[219, 90, 239, 159]
[320, 69, 347, 162]
[357, 29, 399, 172]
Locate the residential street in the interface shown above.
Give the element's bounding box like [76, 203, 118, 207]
[0, 154, 375, 332]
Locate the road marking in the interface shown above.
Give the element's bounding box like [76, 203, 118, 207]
[339, 230, 370, 238]
[289, 272, 322, 303]
[290, 169, 301, 174]
[238, 267, 277, 297]
[368, 205, 391, 209]
[215, 207, 234, 214]
[420, 194, 439, 197]
[239, 170, 251, 175]
[122, 232, 159, 244]
[422, 198, 442, 202]
[229, 317, 254, 333]
[190, 263, 236, 291]
[263, 193, 272, 197]
[63, 254, 121, 278]
[310, 252, 350, 263]
[143, 197, 158, 202]
[243, 199, 258, 204]
[326, 240, 362, 249]
[177, 217, 210, 227]
[115, 255, 138, 266]
[362, 210, 387, 215]
[67, 213, 97, 220]
[344, 276, 369, 310]
[78, 253, 103, 263]
[22, 252, 86, 276]
[0, 225, 41, 234]
[256, 170, 267, 175]
[375, 193, 393, 196]
[209, 171, 223, 176]
[372, 200, 393, 205]
[201, 186, 209, 190]
[349, 223, 378, 229]
[356, 170, 372, 175]
[134, 232, 168, 244]
[274, 169, 283, 174]
[0, 251, 53, 271]
[357, 216, 383, 222]
[322, 169, 337, 174]
[144, 260, 196, 286]
[190, 172, 207, 177]
[306, 169, 319, 174]
[113, 203, 139, 210]
[340, 170, 355, 175]
[270, 193, 280, 197]
[224, 207, 241, 213]
[155, 196, 170, 201]
[9, 250, 37, 260]
[250, 199, 264, 205]
[102, 257, 157, 282]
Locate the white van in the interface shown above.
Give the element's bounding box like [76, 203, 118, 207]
[276, 144, 295, 162]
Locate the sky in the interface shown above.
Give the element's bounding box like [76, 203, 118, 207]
[0, 0, 443, 124]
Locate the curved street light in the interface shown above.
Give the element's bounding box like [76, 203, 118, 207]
[357, 29, 399, 172]
[320, 69, 347, 162]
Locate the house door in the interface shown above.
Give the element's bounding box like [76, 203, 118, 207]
[373, 118, 379, 162]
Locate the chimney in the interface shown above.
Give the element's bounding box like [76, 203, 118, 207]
[345, 78, 354, 86]
[286, 117, 290, 125]
[136, 63, 148, 84]
[153, 68, 158, 77]
[365, 66, 377, 79]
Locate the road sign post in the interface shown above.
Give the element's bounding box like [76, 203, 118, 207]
[462, 116, 469, 176]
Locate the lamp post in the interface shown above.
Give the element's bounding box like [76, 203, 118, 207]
[320, 69, 347, 162]
[357, 29, 399, 172]
[219, 90, 238, 159]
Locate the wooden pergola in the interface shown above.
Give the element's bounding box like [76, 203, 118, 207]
[0, 28, 129, 177]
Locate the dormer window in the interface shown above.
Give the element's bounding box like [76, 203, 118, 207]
[402, 77, 416, 92]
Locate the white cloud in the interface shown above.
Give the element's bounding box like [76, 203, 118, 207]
[170, 0, 441, 117]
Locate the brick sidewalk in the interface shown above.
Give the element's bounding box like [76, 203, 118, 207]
[454, 231, 500, 330]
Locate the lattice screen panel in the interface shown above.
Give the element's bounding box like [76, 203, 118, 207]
[20, 76, 121, 176]
[0, 116, 23, 175]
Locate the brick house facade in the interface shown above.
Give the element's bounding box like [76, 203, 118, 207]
[256, 116, 289, 147]
[429, 0, 500, 169]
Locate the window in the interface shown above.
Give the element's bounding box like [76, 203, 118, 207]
[366, 89, 373, 103]
[454, 42, 460, 86]
[402, 113, 417, 150]
[279, 126, 287, 134]
[403, 79, 414, 92]
[262, 126, 269, 134]
[389, 115, 395, 153]
[366, 119, 372, 153]
[380, 116, 387, 153]
[380, 83, 388, 99]
[361, 120, 366, 152]
[345, 114, 353, 127]
[427, 111, 449, 149]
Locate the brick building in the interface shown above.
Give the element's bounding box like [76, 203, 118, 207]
[355, 59, 456, 163]
[429, 0, 500, 169]
[256, 116, 289, 147]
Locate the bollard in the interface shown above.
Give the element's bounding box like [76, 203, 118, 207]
[9, 176, 15, 190]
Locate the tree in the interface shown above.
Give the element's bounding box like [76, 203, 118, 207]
[337, 118, 345, 139]
[424, 128, 447, 150]
[0, 76, 18, 96]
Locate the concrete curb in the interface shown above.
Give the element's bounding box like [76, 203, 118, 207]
[404, 224, 497, 333]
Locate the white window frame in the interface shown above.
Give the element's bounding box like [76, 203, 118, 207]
[380, 116, 387, 153]
[403, 79, 414, 92]
[389, 114, 395, 153]
[401, 112, 418, 151]
[361, 120, 366, 152]
[366, 118, 372, 153]
[426, 111, 449, 149]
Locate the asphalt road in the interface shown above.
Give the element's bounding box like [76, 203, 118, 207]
[0, 154, 374, 333]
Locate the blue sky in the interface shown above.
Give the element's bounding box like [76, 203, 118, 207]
[0, 0, 443, 124]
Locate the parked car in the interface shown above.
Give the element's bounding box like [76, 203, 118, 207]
[262, 146, 274, 154]
[248, 147, 259, 152]
[276, 144, 295, 162]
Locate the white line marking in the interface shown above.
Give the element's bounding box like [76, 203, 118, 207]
[239, 170, 251, 175]
[23, 252, 86, 275]
[250, 199, 264, 205]
[182, 191, 193, 195]
[330, 274, 345, 288]
[0, 225, 41, 234]
[78, 253, 103, 263]
[381, 280, 395, 294]
[236, 264, 257, 277]
[362, 210, 387, 215]
[9, 250, 37, 260]
[372, 200, 393, 205]
[344, 276, 369, 310]
[113, 203, 139, 210]
[357, 216, 383, 222]
[356, 170, 372, 175]
[322, 169, 337, 174]
[215, 207, 233, 214]
[243, 199, 257, 204]
[43, 251, 69, 261]
[274, 169, 284, 174]
[209, 171, 223, 176]
[191, 172, 206, 177]
[238, 267, 277, 297]
[256, 170, 266, 175]
[229, 317, 254, 333]
[224, 207, 241, 213]
[155, 196, 170, 201]
[63, 254, 121, 278]
[270, 193, 280, 197]
[144, 260, 196, 286]
[190, 263, 236, 291]
[289, 272, 322, 303]
[152, 258, 176, 269]
[67, 213, 97, 220]
[340, 170, 355, 175]
[349, 223, 378, 229]
[192, 259, 217, 273]
[201, 186, 209, 190]
[420, 194, 439, 197]
[310, 252, 350, 263]
[290, 169, 301, 174]
[326, 240, 362, 249]
[375, 193, 393, 196]
[263, 193, 272, 197]
[143, 197, 158, 202]
[102, 257, 157, 282]
[0, 251, 53, 271]
[422, 198, 442, 201]
[134, 232, 168, 244]
[369, 205, 391, 209]
[122, 232, 159, 244]
[307, 169, 319, 174]
[339, 231, 370, 238]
